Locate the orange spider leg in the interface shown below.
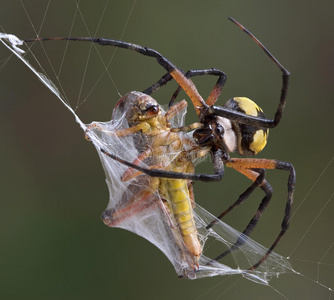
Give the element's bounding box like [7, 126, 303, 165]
[211, 157, 295, 270]
[169, 68, 207, 115]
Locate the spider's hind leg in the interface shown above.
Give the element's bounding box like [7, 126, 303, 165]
[206, 169, 266, 230]
[210, 169, 273, 263]
[210, 158, 295, 269]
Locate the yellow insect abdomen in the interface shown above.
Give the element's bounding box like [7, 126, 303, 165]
[165, 179, 202, 258]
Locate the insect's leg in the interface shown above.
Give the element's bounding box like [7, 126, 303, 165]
[169, 69, 227, 107]
[85, 120, 152, 144]
[121, 148, 153, 181]
[165, 100, 201, 135]
[102, 177, 160, 227]
[85, 123, 103, 141]
[113, 122, 152, 137]
[213, 158, 295, 269]
[121, 143, 192, 182]
[206, 169, 266, 229]
[158, 198, 177, 229]
[170, 122, 203, 134]
[100, 146, 224, 182]
[166, 99, 188, 120]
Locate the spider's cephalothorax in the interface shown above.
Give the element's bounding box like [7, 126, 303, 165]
[194, 97, 268, 159]
[192, 114, 235, 159]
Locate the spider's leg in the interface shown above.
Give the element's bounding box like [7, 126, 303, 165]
[169, 68, 227, 108]
[142, 67, 226, 108]
[24, 37, 207, 115]
[206, 69, 227, 106]
[100, 146, 224, 182]
[211, 168, 273, 263]
[228, 18, 289, 129]
[206, 169, 266, 229]
[208, 18, 290, 129]
[249, 162, 295, 270]
[121, 147, 153, 181]
[142, 72, 174, 95]
[211, 158, 295, 269]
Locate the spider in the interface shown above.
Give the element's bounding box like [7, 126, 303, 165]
[25, 17, 295, 270]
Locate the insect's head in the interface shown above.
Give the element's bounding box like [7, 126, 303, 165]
[194, 97, 268, 156]
[115, 91, 161, 124]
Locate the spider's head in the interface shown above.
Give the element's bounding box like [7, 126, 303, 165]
[193, 115, 237, 154]
[115, 91, 161, 123]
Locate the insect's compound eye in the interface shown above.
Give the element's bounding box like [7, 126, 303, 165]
[146, 105, 159, 116]
[224, 97, 269, 156]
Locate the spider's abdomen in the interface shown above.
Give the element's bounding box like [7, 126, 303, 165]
[225, 97, 269, 156]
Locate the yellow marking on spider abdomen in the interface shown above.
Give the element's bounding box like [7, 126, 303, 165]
[233, 97, 262, 116]
[249, 129, 268, 154]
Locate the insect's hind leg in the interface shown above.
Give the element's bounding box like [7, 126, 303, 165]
[102, 177, 160, 227]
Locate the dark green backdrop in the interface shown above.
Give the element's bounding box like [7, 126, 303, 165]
[1, 1, 333, 299]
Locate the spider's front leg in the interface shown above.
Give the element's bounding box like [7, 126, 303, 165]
[208, 18, 290, 129]
[142, 67, 227, 108]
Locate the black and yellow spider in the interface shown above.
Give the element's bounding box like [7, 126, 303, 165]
[25, 17, 295, 270]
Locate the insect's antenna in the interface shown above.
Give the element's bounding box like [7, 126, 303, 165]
[228, 17, 290, 127]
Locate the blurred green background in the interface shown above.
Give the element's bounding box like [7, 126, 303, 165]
[1, 1, 333, 299]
